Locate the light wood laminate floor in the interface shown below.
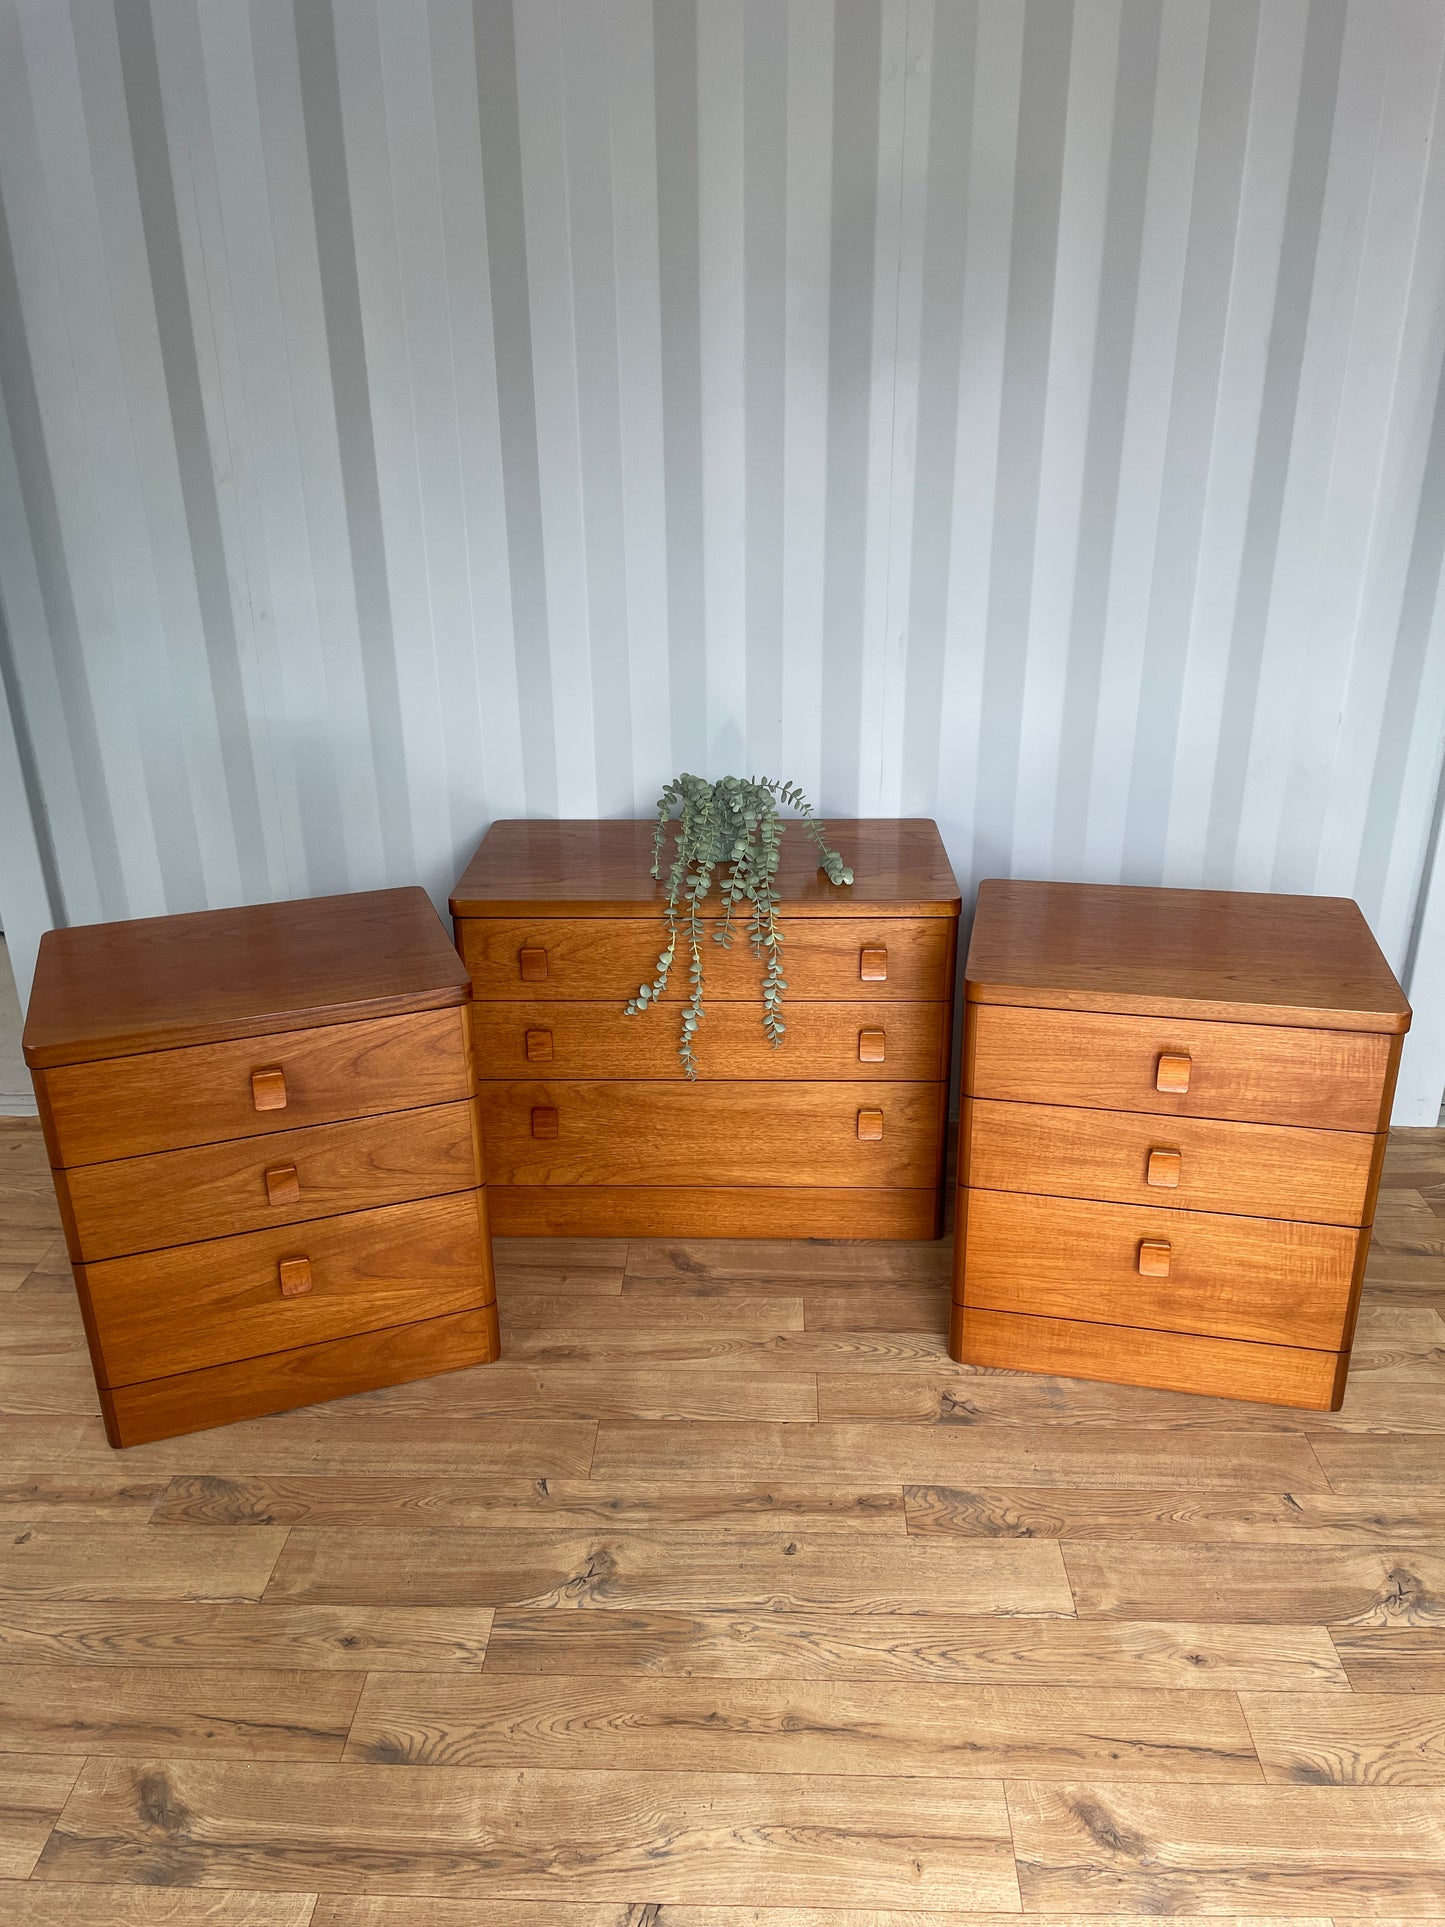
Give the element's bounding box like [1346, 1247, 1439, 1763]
[1, 1115, 1444, 1922]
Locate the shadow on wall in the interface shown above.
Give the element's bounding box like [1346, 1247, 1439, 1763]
[0, 940, 34, 1116]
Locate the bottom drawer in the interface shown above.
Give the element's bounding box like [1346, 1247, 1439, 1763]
[957, 1188, 1361, 1352]
[951, 1306, 1346, 1412]
[477, 1079, 946, 1190]
[486, 1183, 943, 1240]
[78, 1190, 495, 1388]
[102, 1304, 501, 1448]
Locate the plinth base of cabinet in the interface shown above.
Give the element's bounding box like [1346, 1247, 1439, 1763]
[101, 1302, 501, 1449]
[488, 1184, 944, 1240]
[949, 1303, 1347, 1411]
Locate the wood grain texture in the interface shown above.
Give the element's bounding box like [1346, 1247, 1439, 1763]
[450, 819, 962, 919]
[901, 1483, 1445, 1545]
[1005, 1780, 1445, 1913]
[0, 1664, 363, 1760]
[36, 1007, 472, 1168]
[479, 1609, 1348, 1688]
[951, 1308, 1346, 1412]
[487, 1185, 943, 1239]
[344, 1674, 1262, 1779]
[957, 1188, 1359, 1350]
[58, 1102, 481, 1262]
[0, 1527, 286, 1602]
[458, 916, 956, 1004]
[0, 1885, 318, 1924]
[969, 1002, 1394, 1131]
[309, 1908, 1335, 1927]
[471, 1000, 951, 1081]
[1064, 1545, 1445, 1624]
[1331, 1630, 1445, 1693]
[262, 1527, 1072, 1615]
[1241, 1691, 1445, 1784]
[21, 888, 471, 1069]
[965, 879, 1411, 1032]
[35, 1760, 1019, 1906]
[103, 1305, 503, 1450]
[0, 1757, 82, 1878]
[80, 1192, 495, 1389]
[587, 1420, 1331, 1490]
[0, 1602, 492, 1672]
[476, 1080, 946, 1189]
[963, 1097, 1377, 1225]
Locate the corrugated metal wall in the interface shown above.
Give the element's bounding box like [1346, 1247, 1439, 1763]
[2, 0, 1444, 1113]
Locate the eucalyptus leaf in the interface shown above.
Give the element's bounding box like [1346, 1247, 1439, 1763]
[621, 772, 851, 1076]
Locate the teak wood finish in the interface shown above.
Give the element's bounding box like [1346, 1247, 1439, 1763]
[952, 880, 1410, 1409]
[452, 819, 960, 1237]
[22, 888, 499, 1447]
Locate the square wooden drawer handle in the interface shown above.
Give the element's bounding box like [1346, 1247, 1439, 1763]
[264, 1163, 301, 1206]
[524, 1028, 554, 1063]
[858, 1027, 886, 1064]
[519, 946, 548, 983]
[857, 1108, 884, 1141]
[250, 1066, 287, 1112]
[859, 946, 888, 982]
[531, 1106, 559, 1140]
[1138, 1238, 1172, 1278]
[1155, 1050, 1192, 1094]
[278, 1256, 313, 1297]
[1146, 1147, 1182, 1189]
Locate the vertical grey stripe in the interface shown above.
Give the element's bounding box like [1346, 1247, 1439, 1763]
[743, 0, 786, 773]
[901, 0, 979, 817]
[0, 583, 62, 928]
[1123, 0, 1261, 881]
[1204, 0, 1348, 880]
[113, 0, 266, 902]
[473, 0, 557, 813]
[972, 0, 1075, 883]
[1052, 0, 1162, 875]
[820, 0, 881, 810]
[0, 162, 125, 919]
[653, 0, 706, 775]
[293, 0, 414, 883]
[1359, 340, 1445, 920]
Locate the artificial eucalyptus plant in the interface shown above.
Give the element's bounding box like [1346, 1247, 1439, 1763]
[625, 774, 853, 1077]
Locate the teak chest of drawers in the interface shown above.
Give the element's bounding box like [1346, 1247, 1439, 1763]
[950, 880, 1410, 1410]
[451, 819, 960, 1237]
[23, 888, 498, 1447]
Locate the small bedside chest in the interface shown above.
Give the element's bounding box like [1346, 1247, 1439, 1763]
[23, 888, 498, 1447]
[951, 881, 1410, 1410]
[452, 820, 960, 1238]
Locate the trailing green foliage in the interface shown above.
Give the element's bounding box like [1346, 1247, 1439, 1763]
[625, 774, 853, 1077]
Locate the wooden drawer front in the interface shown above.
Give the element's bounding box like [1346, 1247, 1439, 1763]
[470, 1000, 950, 1082]
[39, 1008, 472, 1167]
[959, 1188, 1358, 1351]
[476, 1079, 945, 1189]
[952, 1308, 1344, 1412]
[60, 1102, 482, 1262]
[459, 918, 955, 1003]
[963, 1098, 1377, 1227]
[80, 1191, 495, 1388]
[968, 1003, 1391, 1131]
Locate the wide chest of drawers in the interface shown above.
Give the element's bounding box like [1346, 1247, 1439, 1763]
[23, 888, 498, 1447]
[451, 819, 960, 1237]
[950, 880, 1410, 1410]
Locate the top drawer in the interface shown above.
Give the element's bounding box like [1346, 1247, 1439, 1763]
[968, 1003, 1392, 1132]
[37, 1007, 473, 1167]
[458, 917, 955, 1003]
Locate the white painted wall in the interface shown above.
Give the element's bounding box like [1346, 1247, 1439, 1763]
[1, 0, 1443, 1116]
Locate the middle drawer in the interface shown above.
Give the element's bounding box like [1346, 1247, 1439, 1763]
[963, 1097, 1378, 1227]
[477, 1079, 946, 1188]
[60, 1102, 482, 1262]
[472, 1001, 949, 1080]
